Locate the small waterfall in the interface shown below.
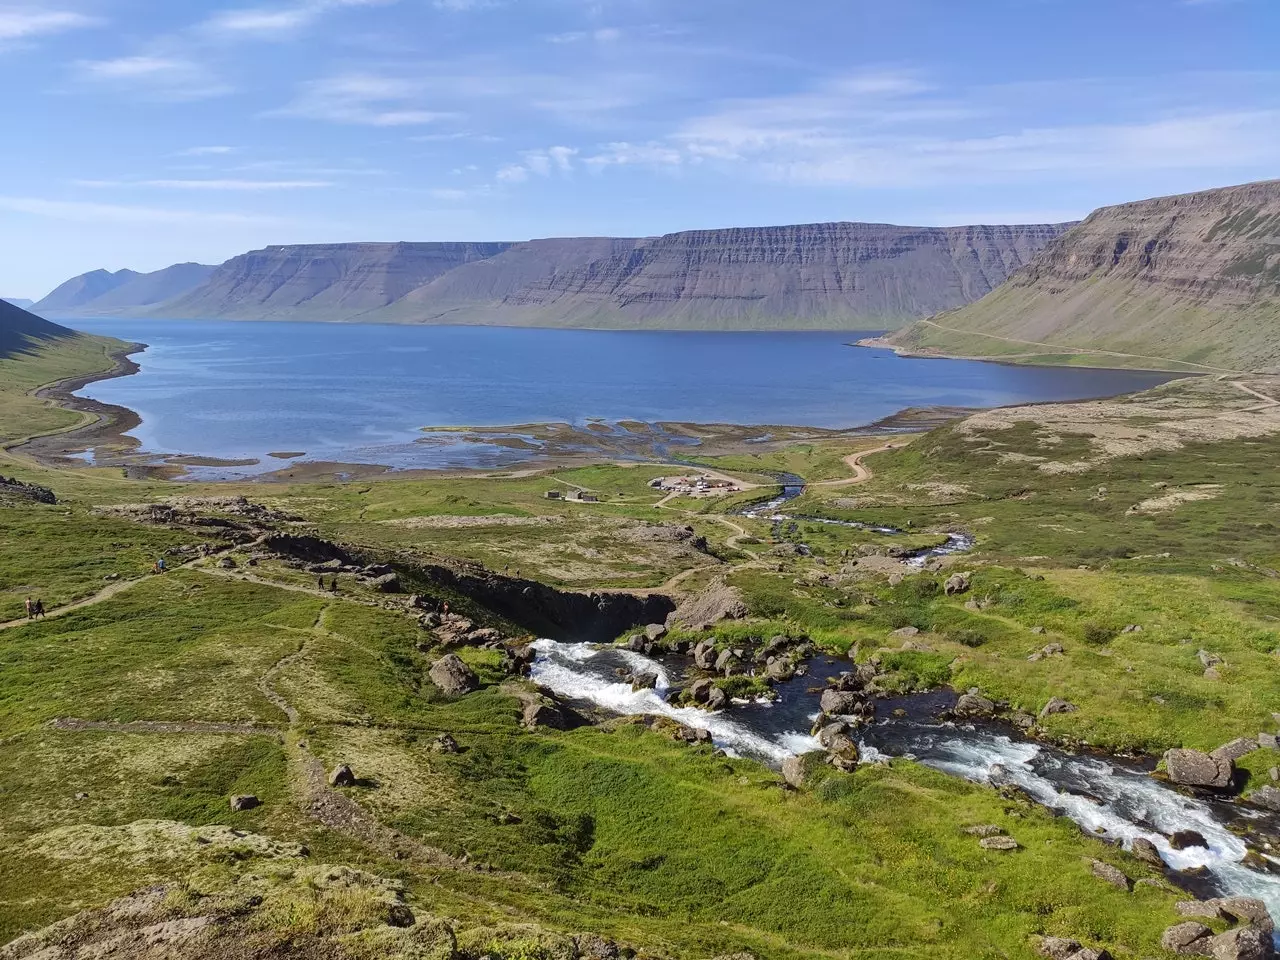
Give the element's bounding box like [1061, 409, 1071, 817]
[531, 639, 1280, 924]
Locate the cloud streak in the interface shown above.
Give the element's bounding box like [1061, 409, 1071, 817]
[0, 9, 99, 41]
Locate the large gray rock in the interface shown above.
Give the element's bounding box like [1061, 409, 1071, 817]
[819, 689, 862, 716]
[954, 692, 996, 718]
[1207, 926, 1272, 960]
[1249, 786, 1280, 812]
[643, 623, 668, 642]
[1165, 748, 1234, 789]
[522, 702, 566, 730]
[824, 733, 860, 772]
[329, 764, 356, 787]
[1213, 896, 1275, 934]
[944, 572, 971, 595]
[1040, 697, 1078, 718]
[1089, 859, 1130, 891]
[429, 654, 479, 695]
[1212, 738, 1259, 763]
[781, 755, 807, 789]
[1161, 922, 1213, 955]
[1130, 837, 1165, 867]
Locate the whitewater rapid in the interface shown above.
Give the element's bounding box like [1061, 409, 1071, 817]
[530, 639, 1280, 922]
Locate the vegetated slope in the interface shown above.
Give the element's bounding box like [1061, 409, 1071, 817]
[0, 298, 76, 357]
[34, 263, 216, 317]
[885, 179, 1280, 371]
[160, 242, 514, 320]
[150, 222, 1071, 329]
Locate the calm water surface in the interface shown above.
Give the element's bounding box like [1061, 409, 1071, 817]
[62, 319, 1177, 476]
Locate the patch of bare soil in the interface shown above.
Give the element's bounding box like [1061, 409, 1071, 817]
[1126, 485, 1223, 515]
[958, 376, 1280, 472]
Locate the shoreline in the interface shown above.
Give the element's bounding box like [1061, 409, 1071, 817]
[854, 334, 1214, 376]
[14, 328, 1174, 484]
[6, 340, 165, 478]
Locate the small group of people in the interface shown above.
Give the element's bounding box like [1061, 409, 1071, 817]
[316, 576, 339, 592]
[151, 557, 167, 574]
[23, 597, 46, 620]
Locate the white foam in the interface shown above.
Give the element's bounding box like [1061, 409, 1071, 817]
[530, 640, 819, 764]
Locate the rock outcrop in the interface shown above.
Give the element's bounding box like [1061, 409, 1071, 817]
[1164, 748, 1235, 789]
[887, 179, 1280, 371]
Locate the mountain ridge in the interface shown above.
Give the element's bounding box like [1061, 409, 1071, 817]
[35, 263, 217, 317]
[884, 179, 1280, 371]
[135, 220, 1072, 329]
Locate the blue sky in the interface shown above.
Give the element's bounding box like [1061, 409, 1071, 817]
[0, 0, 1277, 296]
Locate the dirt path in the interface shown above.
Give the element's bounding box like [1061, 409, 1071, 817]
[1229, 379, 1280, 411]
[899, 320, 1245, 375]
[812, 442, 900, 489]
[49, 718, 279, 736]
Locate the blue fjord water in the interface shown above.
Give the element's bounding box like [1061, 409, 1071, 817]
[61, 319, 1177, 476]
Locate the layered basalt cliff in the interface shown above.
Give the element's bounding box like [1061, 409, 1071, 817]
[132, 220, 1070, 329]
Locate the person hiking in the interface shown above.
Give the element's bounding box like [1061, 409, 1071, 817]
[24, 597, 33, 620]
[329, 577, 338, 592]
[317, 576, 324, 590]
[157, 557, 167, 573]
[33, 599, 45, 619]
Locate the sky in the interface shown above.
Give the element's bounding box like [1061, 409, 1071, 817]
[0, 0, 1277, 297]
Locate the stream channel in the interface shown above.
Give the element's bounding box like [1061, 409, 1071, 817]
[532, 475, 1280, 926]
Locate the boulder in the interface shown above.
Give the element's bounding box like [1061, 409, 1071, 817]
[892, 626, 920, 639]
[1249, 785, 1280, 812]
[824, 733, 859, 772]
[1169, 830, 1210, 851]
[1040, 697, 1078, 718]
[1213, 896, 1275, 935]
[1164, 748, 1234, 789]
[630, 671, 659, 691]
[644, 623, 668, 642]
[715, 648, 743, 676]
[522, 702, 566, 730]
[819, 689, 862, 716]
[1161, 922, 1213, 955]
[706, 687, 728, 711]
[1207, 926, 1272, 960]
[781, 755, 807, 789]
[573, 934, 621, 960]
[692, 640, 717, 670]
[329, 764, 356, 787]
[370, 572, 401, 593]
[1199, 649, 1224, 669]
[979, 836, 1019, 851]
[229, 794, 260, 812]
[1130, 837, 1165, 867]
[764, 659, 795, 682]
[431, 734, 460, 754]
[817, 722, 855, 750]
[954, 693, 996, 719]
[429, 654, 479, 695]
[1089, 859, 1130, 891]
[1034, 936, 1082, 959]
[963, 824, 1005, 837]
[688, 678, 715, 704]
[1212, 738, 1260, 763]
[944, 572, 972, 595]
[1176, 901, 1230, 922]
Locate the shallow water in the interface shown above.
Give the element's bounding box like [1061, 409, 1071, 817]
[58, 320, 1177, 477]
[530, 640, 1280, 922]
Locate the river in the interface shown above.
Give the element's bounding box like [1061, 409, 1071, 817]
[529, 640, 1280, 927]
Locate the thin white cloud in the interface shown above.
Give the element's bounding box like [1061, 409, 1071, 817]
[198, 0, 396, 39]
[0, 196, 283, 226]
[73, 55, 232, 100]
[271, 72, 460, 125]
[176, 145, 236, 156]
[584, 141, 683, 170]
[0, 9, 99, 41]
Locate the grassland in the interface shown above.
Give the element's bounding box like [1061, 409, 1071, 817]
[3, 335, 1280, 958]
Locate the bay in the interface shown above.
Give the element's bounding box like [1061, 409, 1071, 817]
[60, 319, 1177, 477]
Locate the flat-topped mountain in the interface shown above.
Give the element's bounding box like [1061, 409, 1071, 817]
[885, 180, 1280, 371]
[102, 220, 1070, 329]
[35, 263, 216, 317]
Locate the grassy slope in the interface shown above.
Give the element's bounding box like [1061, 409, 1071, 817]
[888, 287, 1279, 373]
[0, 326, 127, 446]
[4, 350, 1279, 956]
